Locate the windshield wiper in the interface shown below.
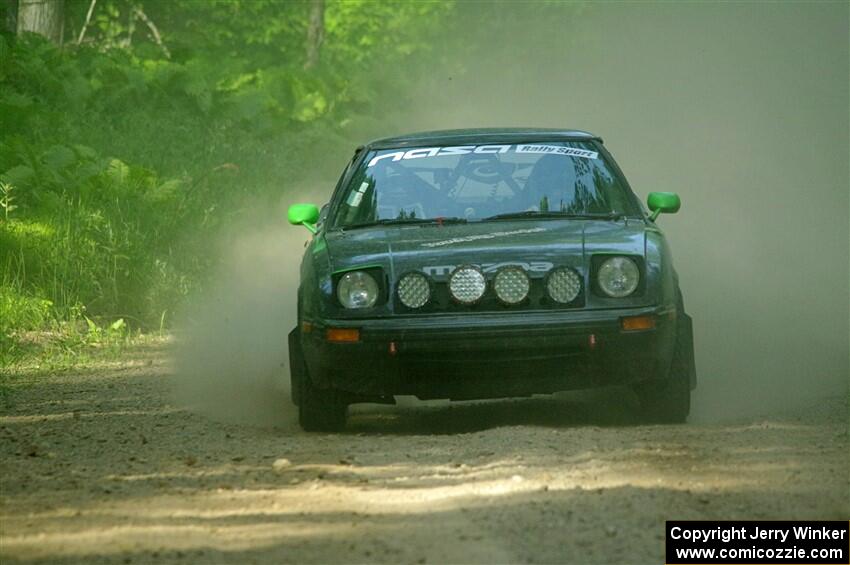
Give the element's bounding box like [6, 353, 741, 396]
[340, 217, 468, 231]
[481, 211, 622, 222]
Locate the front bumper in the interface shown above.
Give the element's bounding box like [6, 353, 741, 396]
[297, 305, 677, 401]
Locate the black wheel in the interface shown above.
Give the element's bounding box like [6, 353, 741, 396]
[297, 370, 348, 432]
[634, 298, 693, 424]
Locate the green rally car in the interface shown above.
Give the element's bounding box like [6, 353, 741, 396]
[287, 128, 696, 431]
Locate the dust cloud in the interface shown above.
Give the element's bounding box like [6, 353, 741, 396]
[174, 3, 848, 426]
[401, 2, 849, 421]
[171, 199, 318, 428]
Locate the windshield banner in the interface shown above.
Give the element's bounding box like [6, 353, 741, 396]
[367, 145, 599, 167]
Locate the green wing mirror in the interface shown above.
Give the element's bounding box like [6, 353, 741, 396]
[647, 192, 681, 221]
[288, 203, 320, 234]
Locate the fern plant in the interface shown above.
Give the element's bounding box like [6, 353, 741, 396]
[0, 182, 16, 221]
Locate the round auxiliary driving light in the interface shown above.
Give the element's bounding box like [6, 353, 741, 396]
[397, 272, 430, 308]
[448, 266, 486, 304]
[494, 266, 530, 305]
[597, 256, 640, 298]
[337, 271, 379, 309]
[546, 267, 582, 304]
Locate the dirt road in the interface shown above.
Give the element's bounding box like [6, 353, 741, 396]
[1, 340, 847, 564]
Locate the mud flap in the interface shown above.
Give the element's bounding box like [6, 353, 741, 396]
[679, 312, 697, 390]
[288, 327, 304, 406]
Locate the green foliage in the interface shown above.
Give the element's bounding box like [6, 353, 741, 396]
[0, 1, 460, 364]
[1, 0, 588, 366]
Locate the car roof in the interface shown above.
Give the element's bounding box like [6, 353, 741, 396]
[364, 128, 602, 149]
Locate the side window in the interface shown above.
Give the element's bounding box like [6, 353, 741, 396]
[328, 149, 363, 226]
[334, 152, 359, 191]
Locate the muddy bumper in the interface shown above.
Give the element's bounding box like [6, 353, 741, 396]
[293, 306, 678, 401]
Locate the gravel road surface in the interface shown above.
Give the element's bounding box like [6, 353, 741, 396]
[1, 340, 847, 564]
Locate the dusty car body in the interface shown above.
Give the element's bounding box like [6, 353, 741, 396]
[287, 128, 696, 431]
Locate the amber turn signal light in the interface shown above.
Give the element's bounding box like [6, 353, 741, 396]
[325, 328, 360, 342]
[620, 315, 656, 331]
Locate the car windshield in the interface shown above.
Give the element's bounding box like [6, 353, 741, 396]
[331, 141, 639, 229]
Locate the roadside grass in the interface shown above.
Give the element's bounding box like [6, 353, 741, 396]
[0, 321, 168, 398]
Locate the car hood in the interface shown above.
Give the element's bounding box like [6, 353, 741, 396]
[324, 219, 646, 281]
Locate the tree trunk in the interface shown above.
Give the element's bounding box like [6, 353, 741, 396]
[17, 0, 63, 44]
[303, 0, 324, 70]
[4, 0, 17, 35]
